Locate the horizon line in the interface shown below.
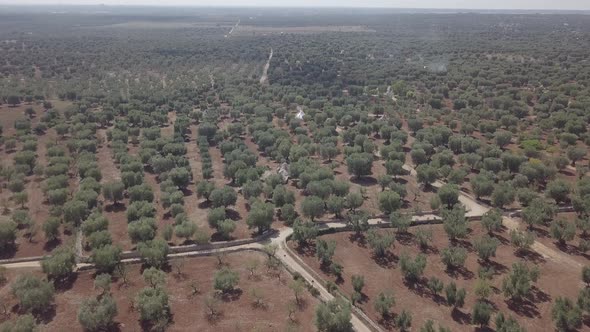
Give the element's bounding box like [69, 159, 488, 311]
[0, 3, 588, 12]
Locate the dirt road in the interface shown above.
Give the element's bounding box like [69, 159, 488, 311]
[259, 48, 273, 85]
[1, 220, 379, 332]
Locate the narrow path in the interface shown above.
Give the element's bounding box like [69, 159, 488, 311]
[97, 128, 121, 182]
[403, 162, 583, 270]
[161, 111, 176, 138]
[502, 216, 583, 269]
[225, 19, 240, 37]
[259, 48, 273, 85]
[209, 74, 215, 90]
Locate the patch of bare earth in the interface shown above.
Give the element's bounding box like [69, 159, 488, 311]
[1, 252, 319, 331]
[290, 222, 583, 331]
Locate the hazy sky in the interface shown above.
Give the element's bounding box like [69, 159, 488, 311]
[0, 0, 587, 10]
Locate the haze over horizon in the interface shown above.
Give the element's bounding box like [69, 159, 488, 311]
[0, 0, 588, 11]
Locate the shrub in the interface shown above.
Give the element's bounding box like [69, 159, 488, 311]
[445, 282, 466, 308]
[472, 300, 492, 327]
[399, 252, 426, 284]
[473, 235, 500, 261]
[502, 262, 540, 301]
[552, 297, 582, 332]
[214, 268, 239, 293]
[440, 246, 467, 270]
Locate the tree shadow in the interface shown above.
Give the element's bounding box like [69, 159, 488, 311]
[105, 202, 126, 213]
[198, 200, 212, 209]
[142, 164, 154, 174]
[529, 286, 551, 304]
[0, 245, 17, 259]
[348, 233, 367, 248]
[181, 188, 194, 197]
[401, 199, 412, 209]
[210, 232, 234, 242]
[419, 244, 439, 255]
[555, 242, 580, 256]
[34, 304, 57, 324]
[372, 251, 398, 269]
[474, 327, 494, 332]
[140, 314, 173, 332]
[533, 227, 550, 238]
[396, 232, 414, 246]
[422, 185, 437, 193]
[104, 323, 122, 332]
[482, 298, 500, 312]
[515, 249, 546, 264]
[559, 169, 576, 177]
[225, 209, 241, 221]
[403, 277, 430, 298]
[43, 238, 62, 252]
[350, 176, 378, 186]
[480, 260, 508, 275]
[506, 298, 540, 318]
[493, 232, 510, 245]
[453, 239, 474, 252]
[220, 289, 243, 302]
[451, 308, 471, 324]
[295, 298, 310, 311]
[392, 177, 408, 184]
[294, 243, 316, 258]
[377, 314, 396, 330]
[446, 266, 474, 280]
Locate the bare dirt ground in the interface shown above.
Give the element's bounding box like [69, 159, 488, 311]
[162, 111, 176, 138]
[208, 145, 226, 187]
[0, 104, 75, 259]
[289, 222, 584, 331]
[97, 129, 122, 183]
[509, 212, 587, 268]
[0, 252, 319, 332]
[98, 124, 133, 251]
[103, 197, 134, 251]
[184, 123, 208, 235]
[93, 127, 127, 249]
[144, 173, 167, 234]
[186, 124, 203, 183]
[185, 133, 253, 241]
[0, 105, 28, 131]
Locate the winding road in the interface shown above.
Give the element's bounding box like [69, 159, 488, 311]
[1, 155, 582, 332]
[1, 220, 383, 331]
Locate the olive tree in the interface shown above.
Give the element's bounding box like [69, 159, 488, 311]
[102, 181, 125, 205]
[315, 298, 352, 332]
[78, 294, 118, 331]
[502, 262, 540, 301]
[301, 195, 325, 222]
[246, 200, 275, 234]
[373, 291, 395, 319]
[41, 246, 76, 282]
[12, 275, 55, 313]
[135, 286, 170, 329]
